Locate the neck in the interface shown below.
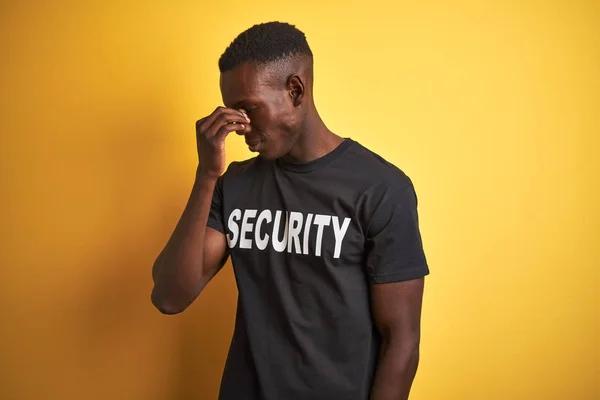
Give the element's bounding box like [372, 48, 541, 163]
[283, 105, 344, 164]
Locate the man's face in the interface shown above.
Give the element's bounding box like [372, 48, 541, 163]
[220, 62, 302, 160]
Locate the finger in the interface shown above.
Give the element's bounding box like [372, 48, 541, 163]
[214, 121, 246, 141]
[201, 110, 248, 137]
[195, 116, 207, 130]
[199, 107, 247, 134]
[199, 106, 227, 131]
[206, 112, 249, 137]
[234, 123, 250, 136]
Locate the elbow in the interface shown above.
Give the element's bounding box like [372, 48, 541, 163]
[150, 260, 205, 315]
[381, 324, 420, 348]
[151, 286, 189, 315]
[381, 330, 421, 364]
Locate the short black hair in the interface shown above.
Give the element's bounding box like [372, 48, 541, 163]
[218, 21, 313, 73]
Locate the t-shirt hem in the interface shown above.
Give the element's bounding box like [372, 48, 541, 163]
[368, 265, 430, 284]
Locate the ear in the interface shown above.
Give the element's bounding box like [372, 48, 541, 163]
[286, 74, 304, 106]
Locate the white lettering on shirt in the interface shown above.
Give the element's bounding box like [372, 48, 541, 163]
[226, 208, 351, 259]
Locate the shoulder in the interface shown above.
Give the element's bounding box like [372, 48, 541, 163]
[215, 156, 269, 201]
[342, 139, 414, 191]
[219, 156, 265, 182]
[224, 156, 259, 175]
[340, 140, 420, 229]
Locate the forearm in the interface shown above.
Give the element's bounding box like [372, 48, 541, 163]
[370, 338, 420, 400]
[151, 169, 217, 313]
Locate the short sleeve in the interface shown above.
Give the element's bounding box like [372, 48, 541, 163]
[207, 175, 226, 234]
[364, 183, 429, 284]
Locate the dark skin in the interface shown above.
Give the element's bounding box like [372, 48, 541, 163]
[151, 55, 424, 399]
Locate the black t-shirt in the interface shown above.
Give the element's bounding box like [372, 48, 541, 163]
[207, 138, 429, 400]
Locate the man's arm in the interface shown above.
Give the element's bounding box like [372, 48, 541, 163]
[150, 106, 250, 314]
[150, 171, 229, 315]
[369, 278, 425, 400]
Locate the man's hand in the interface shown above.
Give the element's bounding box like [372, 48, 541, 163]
[195, 106, 250, 179]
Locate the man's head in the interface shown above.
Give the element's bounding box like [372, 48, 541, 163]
[218, 21, 314, 160]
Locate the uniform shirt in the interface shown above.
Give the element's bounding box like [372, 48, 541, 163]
[207, 138, 429, 400]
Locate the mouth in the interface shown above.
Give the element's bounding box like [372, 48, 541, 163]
[245, 138, 263, 152]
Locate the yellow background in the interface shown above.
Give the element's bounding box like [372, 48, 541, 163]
[1, 1, 598, 399]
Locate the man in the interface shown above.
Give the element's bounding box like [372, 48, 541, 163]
[151, 21, 429, 400]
